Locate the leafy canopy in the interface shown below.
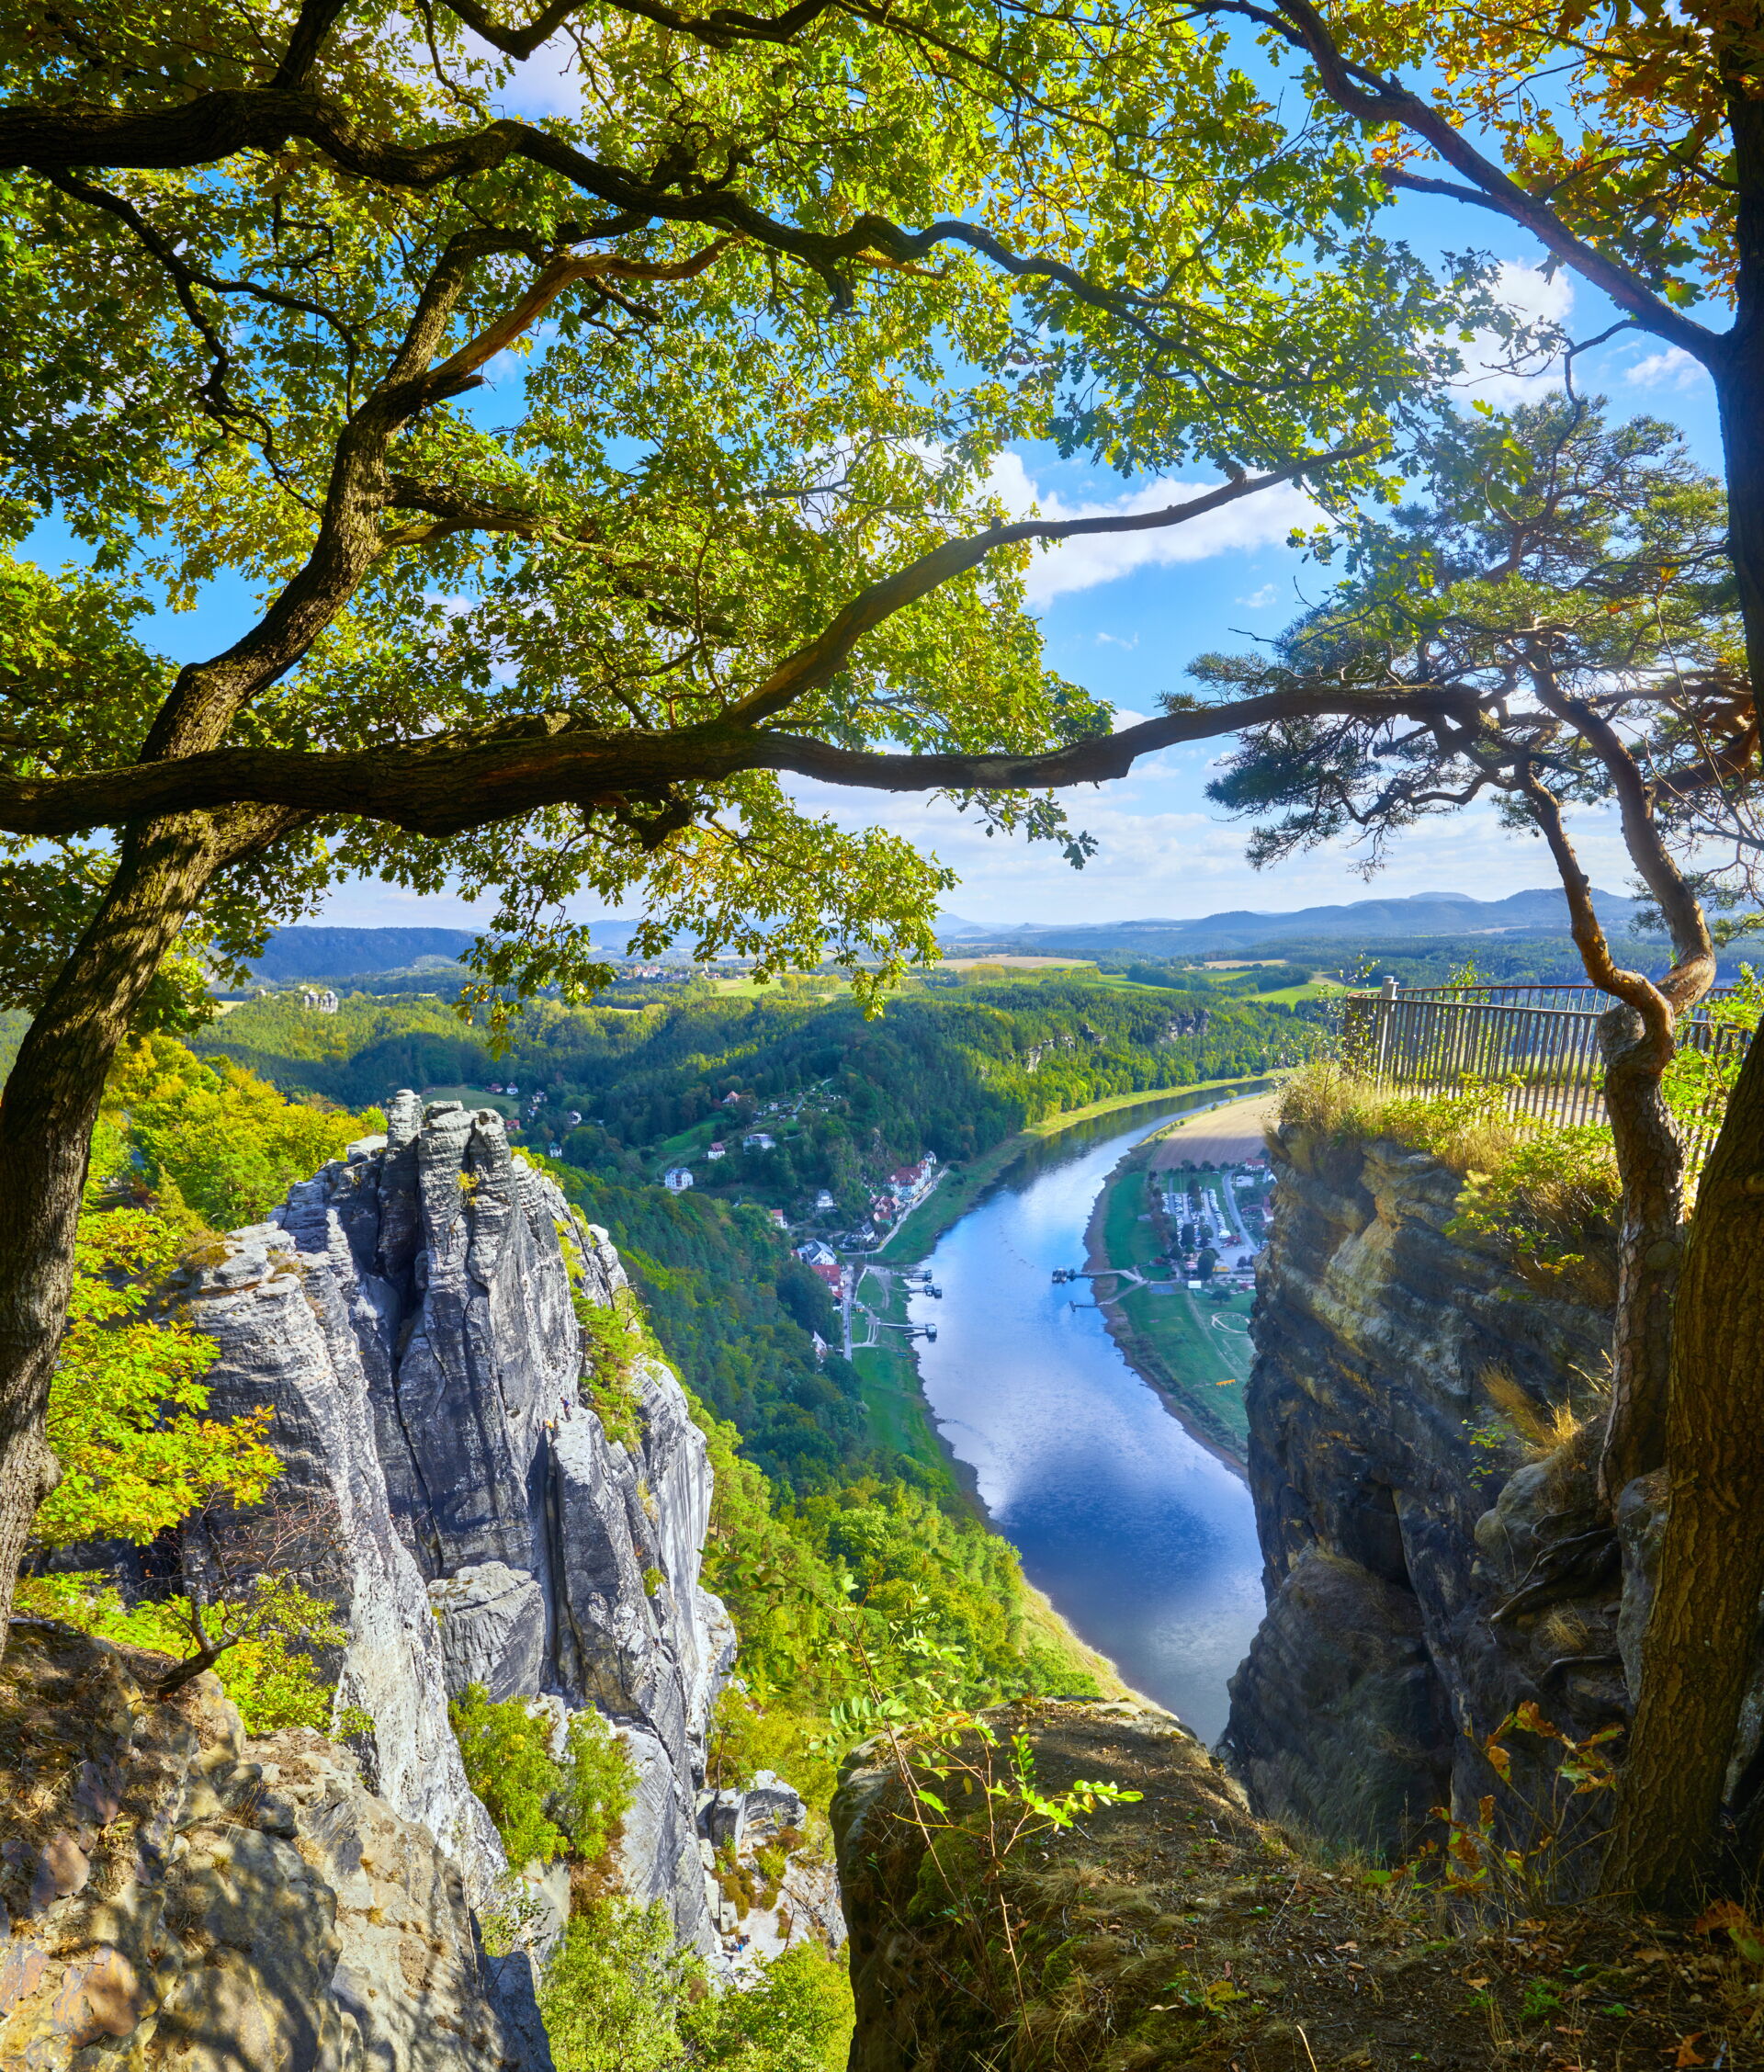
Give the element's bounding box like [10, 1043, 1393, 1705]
[0, 0, 1466, 1005]
[1196, 395, 1753, 892]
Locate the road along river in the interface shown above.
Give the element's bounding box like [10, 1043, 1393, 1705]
[903, 1093, 1268, 1743]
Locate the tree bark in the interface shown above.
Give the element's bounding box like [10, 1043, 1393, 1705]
[1602, 1013, 1764, 1908]
[0, 807, 288, 1649]
[1716, 85, 1764, 696]
[1596, 1003, 1689, 1508]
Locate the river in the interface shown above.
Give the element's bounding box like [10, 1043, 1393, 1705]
[902, 1095, 1267, 1743]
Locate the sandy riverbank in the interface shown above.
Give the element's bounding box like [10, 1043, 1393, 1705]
[1143, 1089, 1281, 1169]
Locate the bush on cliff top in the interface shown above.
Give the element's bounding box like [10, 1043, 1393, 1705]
[1278, 1061, 1621, 1295]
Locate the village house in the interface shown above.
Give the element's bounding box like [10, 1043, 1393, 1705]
[743, 1131, 776, 1151]
[662, 1167, 694, 1193]
[707, 1141, 727, 1161]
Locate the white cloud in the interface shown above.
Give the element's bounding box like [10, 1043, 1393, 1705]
[762, 777, 1637, 928]
[1236, 583, 1280, 608]
[983, 452, 1320, 605]
[1627, 346, 1709, 394]
[1096, 630, 1139, 649]
[1457, 263, 1576, 404]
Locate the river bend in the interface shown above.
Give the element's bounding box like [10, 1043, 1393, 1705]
[904, 1099, 1265, 1743]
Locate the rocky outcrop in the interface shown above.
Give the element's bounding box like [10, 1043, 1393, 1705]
[0, 1623, 546, 2072]
[1221, 1123, 1638, 1865]
[831, 1693, 1745, 2072]
[183, 1096, 741, 1953]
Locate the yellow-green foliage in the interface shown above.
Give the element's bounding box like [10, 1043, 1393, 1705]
[1281, 1062, 1620, 1291]
[1279, 1059, 1531, 1175]
[449, 1683, 633, 1870]
[1663, 965, 1764, 1138]
[17, 1570, 349, 1733]
[102, 1034, 383, 1231]
[537, 1898, 851, 2072]
[571, 1284, 650, 1451]
[1451, 1126, 1621, 1297]
[37, 1206, 279, 1549]
[1276, 1060, 1624, 1285]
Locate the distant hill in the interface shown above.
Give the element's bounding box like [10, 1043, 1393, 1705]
[248, 927, 481, 980]
[937, 888, 1646, 955]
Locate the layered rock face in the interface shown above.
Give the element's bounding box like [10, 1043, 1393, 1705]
[0, 1623, 538, 2072]
[184, 1094, 734, 1951]
[1222, 1123, 1631, 1861]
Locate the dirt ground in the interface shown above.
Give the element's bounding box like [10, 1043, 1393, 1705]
[1147, 1093, 1282, 1170]
[840, 1698, 1764, 2072]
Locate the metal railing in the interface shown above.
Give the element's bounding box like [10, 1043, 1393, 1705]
[1339, 980, 1751, 1164]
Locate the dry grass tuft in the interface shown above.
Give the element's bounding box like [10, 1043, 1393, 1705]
[1480, 1367, 1588, 1458]
[1277, 1061, 1529, 1176]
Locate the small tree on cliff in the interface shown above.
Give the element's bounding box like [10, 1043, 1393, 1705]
[1170, 0, 1764, 707]
[1199, 392, 1764, 1904]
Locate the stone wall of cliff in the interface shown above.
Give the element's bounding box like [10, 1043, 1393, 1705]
[177, 1092, 733, 1953]
[0, 1621, 547, 2072]
[3, 1092, 841, 2066]
[1221, 1119, 1652, 1865]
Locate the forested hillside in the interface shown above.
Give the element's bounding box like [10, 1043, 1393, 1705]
[196, 974, 1317, 1216]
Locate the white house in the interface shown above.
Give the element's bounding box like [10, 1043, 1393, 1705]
[707, 1141, 727, 1161]
[663, 1167, 694, 1193]
[814, 1190, 837, 1212]
[743, 1131, 776, 1151]
[797, 1240, 839, 1267]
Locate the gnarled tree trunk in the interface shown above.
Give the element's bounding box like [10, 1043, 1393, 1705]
[1602, 1014, 1764, 1908]
[0, 806, 288, 1648]
[1596, 1002, 1689, 1509]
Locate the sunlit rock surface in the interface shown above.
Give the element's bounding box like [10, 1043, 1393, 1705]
[0, 1625, 546, 2071]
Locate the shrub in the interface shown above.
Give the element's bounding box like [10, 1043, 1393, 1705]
[684, 1941, 854, 2070]
[450, 1683, 571, 1867]
[449, 1684, 635, 1870]
[557, 1707, 635, 1867]
[18, 1569, 349, 1732]
[538, 1897, 700, 2072]
[537, 1897, 852, 2072]
[36, 1207, 279, 1550]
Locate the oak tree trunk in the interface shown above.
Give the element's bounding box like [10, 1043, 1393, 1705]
[1602, 1013, 1764, 1908]
[1596, 1002, 1687, 1509]
[0, 812, 236, 1649]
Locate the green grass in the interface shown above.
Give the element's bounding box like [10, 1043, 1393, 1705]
[848, 1266, 962, 1495]
[1087, 973, 1340, 1006]
[1090, 1149, 1256, 1455]
[419, 1082, 515, 1115]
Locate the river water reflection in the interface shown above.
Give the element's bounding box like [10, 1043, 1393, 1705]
[905, 1095, 1267, 1743]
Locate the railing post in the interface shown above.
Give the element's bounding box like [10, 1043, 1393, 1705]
[1377, 975, 1397, 1084]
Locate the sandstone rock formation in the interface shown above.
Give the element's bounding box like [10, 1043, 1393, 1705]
[182, 1097, 740, 1951]
[1222, 1122, 1629, 1864]
[0, 1623, 546, 2072]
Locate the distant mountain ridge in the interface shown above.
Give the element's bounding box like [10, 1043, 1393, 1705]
[249, 926, 481, 979]
[936, 887, 1647, 953]
[254, 888, 1650, 982]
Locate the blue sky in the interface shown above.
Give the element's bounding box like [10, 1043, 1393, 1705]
[28, 46, 1727, 936]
